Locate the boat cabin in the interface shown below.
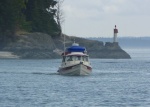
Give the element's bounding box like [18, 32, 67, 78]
[62, 56, 88, 62]
[62, 43, 89, 63]
[62, 55, 89, 62]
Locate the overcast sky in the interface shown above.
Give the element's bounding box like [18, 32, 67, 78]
[62, 0, 150, 37]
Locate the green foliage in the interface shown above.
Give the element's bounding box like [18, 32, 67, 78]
[0, 0, 60, 38]
[24, 0, 59, 36]
[0, 0, 27, 36]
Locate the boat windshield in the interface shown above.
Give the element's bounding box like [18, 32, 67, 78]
[64, 56, 89, 62]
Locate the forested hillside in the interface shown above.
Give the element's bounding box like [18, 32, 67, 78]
[0, 0, 60, 42]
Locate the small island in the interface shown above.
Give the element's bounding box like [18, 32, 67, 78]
[0, 1, 130, 59]
[0, 32, 131, 59]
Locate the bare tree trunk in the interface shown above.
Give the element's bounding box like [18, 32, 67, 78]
[55, 0, 64, 37]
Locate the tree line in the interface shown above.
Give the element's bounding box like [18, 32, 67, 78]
[0, 0, 62, 39]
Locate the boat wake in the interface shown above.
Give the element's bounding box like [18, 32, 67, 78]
[0, 71, 59, 75]
[32, 72, 58, 75]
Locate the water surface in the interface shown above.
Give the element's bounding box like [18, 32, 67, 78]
[0, 49, 150, 107]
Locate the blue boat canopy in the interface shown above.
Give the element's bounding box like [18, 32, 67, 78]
[67, 46, 86, 52]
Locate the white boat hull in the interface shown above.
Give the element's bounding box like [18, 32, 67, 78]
[58, 63, 92, 76]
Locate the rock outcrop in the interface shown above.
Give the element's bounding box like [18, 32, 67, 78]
[89, 42, 131, 59]
[0, 33, 131, 59]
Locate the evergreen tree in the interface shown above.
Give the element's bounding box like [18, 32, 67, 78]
[0, 0, 27, 36]
[25, 0, 59, 36]
[0, 0, 60, 39]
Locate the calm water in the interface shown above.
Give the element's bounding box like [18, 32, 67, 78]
[0, 49, 150, 107]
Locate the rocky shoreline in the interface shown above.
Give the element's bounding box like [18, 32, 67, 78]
[0, 32, 131, 59]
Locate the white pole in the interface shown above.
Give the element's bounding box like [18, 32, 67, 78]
[114, 33, 117, 42]
[64, 34, 65, 55]
[113, 25, 118, 43]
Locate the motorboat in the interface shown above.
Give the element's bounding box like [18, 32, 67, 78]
[58, 42, 92, 76]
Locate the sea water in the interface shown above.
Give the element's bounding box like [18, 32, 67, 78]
[0, 49, 150, 107]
